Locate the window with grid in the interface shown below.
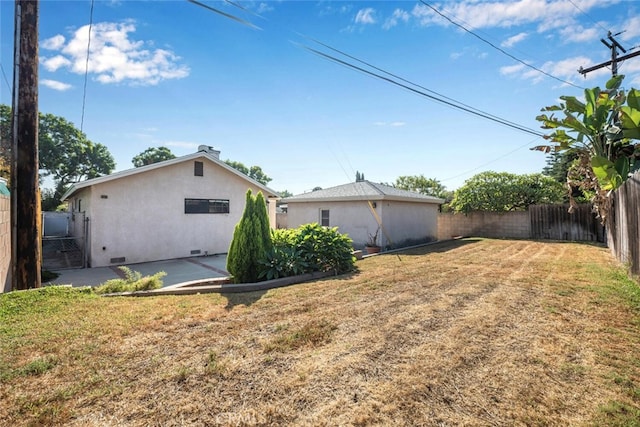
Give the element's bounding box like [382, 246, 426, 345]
[320, 209, 330, 226]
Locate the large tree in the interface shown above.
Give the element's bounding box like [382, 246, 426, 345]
[39, 111, 115, 208]
[0, 105, 116, 208]
[224, 159, 272, 186]
[132, 146, 176, 167]
[449, 171, 564, 213]
[394, 175, 452, 201]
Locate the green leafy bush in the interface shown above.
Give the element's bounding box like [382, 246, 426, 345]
[93, 266, 165, 294]
[262, 223, 355, 278]
[259, 246, 310, 280]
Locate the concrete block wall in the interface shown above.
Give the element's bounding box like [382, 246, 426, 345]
[438, 211, 531, 241]
[0, 194, 11, 293]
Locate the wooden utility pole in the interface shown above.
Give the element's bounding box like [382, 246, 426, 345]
[579, 31, 640, 77]
[12, 0, 41, 290]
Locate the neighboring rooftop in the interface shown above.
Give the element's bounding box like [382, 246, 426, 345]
[284, 180, 444, 204]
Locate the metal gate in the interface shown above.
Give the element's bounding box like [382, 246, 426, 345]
[42, 211, 88, 270]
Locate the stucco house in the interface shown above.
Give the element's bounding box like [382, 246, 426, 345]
[284, 181, 443, 250]
[61, 146, 279, 268]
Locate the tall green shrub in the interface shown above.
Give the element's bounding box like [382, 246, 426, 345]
[226, 190, 273, 283]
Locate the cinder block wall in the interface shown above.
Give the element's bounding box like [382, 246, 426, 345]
[0, 193, 11, 293]
[438, 211, 531, 240]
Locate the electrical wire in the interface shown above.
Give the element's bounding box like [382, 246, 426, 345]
[187, 0, 261, 30]
[301, 34, 536, 136]
[0, 63, 11, 94]
[440, 136, 542, 183]
[298, 43, 544, 138]
[420, 1, 584, 90]
[80, 0, 94, 133]
[567, 0, 611, 34]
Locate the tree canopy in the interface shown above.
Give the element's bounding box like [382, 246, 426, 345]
[449, 171, 564, 213]
[38, 111, 115, 208]
[394, 175, 452, 200]
[1, 105, 116, 208]
[132, 146, 176, 167]
[224, 159, 272, 186]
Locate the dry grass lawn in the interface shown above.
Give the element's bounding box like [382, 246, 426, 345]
[2, 238, 640, 426]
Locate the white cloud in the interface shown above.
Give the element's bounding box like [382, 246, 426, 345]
[41, 34, 65, 50]
[500, 63, 526, 76]
[373, 121, 406, 127]
[41, 79, 72, 91]
[383, 9, 410, 30]
[355, 8, 377, 25]
[501, 32, 528, 48]
[410, 0, 604, 33]
[41, 55, 72, 72]
[40, 21, 189, 86]
[502, 55, 600, 85]
[165, 141, 200, 149]
[620, 16, 640, 41]
[559, 24, 599, 43]
[257, 2, 273, 14]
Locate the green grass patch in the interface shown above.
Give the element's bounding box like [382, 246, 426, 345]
[19, 355, 58, 376]
[0, 285, 95, 321]
[581, 263, 640, 310]
[93, 266, 165, 294]
[595, 400, 640, 427]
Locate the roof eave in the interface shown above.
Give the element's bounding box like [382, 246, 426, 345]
[61, 152, 280, 201]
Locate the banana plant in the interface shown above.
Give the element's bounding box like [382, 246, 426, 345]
[534, 75, 640, 192]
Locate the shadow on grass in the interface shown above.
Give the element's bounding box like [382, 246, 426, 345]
[387, 238, 484, 257]
[220, 269, 359, 310]
[221, 290, 267, 310]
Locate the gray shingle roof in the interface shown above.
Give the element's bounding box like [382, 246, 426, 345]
[284, 181, 443, 204]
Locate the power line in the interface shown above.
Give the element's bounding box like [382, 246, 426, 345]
[186, 0, 261, 30]
[566, 0, 611, 34]
[80, 0, 94, 133]
[0, 63, 11, 93]
[302, 34, 536, 136]
[298, 43, 544, 138]
[441, 136, 541, 183]
[420, 1, 584, 90]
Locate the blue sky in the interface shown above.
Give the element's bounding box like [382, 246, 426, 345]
[2, 0, 640, 195]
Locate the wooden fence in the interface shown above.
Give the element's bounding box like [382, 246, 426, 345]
[530, 204, 605, 243]
[438, 204, 604, 243]
[608, 171, 640, 275]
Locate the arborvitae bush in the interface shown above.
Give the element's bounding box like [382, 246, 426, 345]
[226, 190, 273, 283]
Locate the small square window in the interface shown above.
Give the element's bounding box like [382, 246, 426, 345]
[194, 161, 203, 176]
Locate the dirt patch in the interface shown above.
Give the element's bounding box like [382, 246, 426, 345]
[2, 239, 639, 426]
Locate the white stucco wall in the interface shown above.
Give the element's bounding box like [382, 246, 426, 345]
[287, 200, 381, 247]
[379, 200, 439, 247]
[286, 199, 439, 249]
[69, 158, 276, 267]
